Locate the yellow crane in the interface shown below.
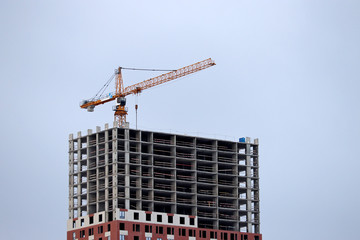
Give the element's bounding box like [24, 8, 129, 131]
[80, 58, 216, 127]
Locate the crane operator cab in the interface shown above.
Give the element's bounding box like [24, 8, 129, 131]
[112, 97, 128, 113]
[117, 97, 126, 106]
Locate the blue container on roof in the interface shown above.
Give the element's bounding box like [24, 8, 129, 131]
[239, 137, 246, 143]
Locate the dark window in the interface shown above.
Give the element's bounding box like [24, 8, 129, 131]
[231, 233, 235, 240]
[136, 224, 140, 232]
[156, 226, 158, 234]
[224, 232, 228, 240]
[88, 228, 94, 236]
[145, 225, 152, 232]
[168, 215, 173, 223]
[211, 232, 215, 239]
[81, 219, 84, 226]
[180, 217, 185, 224]
[172, 228, 174, 235]
[179, 229, 181, 236]
[120, 223, 125, 230]
[203, 231, 207, 238]
[167, 227, 171, 235]
[134, 212, 139, 220]
[90, 216, 94, 224]
[215, 232, 217, 239]
[182, 229, 186, 236]
[157, 215, 162, 222]
[98, 226, 103, 234]
[99, 238, 102, 240]
[99, 214, 103, 222]
[255, 236, 259, 240]
[190, 218, 194, 225]
[189, 229, 193, 237]
[199, 230, 202, 238]
[133, 224, 135, 232]
[146, 213, 151, 221]
[134, 237, 139, 240]
[244, 235, 248, 240]
[159, 227, 163, 234]
[73, 221, 76, 228]
[108, 224, 111, 231]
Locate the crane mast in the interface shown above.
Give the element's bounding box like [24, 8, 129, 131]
[114, 67, 127, 127]
[80, 58, 216, 127]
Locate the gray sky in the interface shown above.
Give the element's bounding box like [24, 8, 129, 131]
[1, 0, 359, 239]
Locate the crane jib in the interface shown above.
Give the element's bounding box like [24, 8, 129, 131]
[80, 58, 216, 123]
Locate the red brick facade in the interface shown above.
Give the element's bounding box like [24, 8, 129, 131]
[67, 220, 262, 240]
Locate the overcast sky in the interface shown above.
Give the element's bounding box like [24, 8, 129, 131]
[1, 1, 359, 239]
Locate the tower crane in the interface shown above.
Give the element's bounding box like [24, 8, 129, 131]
[80, 58, 216, 127]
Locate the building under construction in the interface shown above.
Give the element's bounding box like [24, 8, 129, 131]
[67, 123, 262, 240]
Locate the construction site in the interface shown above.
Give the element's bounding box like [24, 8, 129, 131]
[67, 59, 262, 240]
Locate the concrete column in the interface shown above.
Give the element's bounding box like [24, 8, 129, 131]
[86, 132, 90, 217]
[254, 138, 260, 234]
[77, 131, 82, 217]
[68, 134, 74, 219]
[104, 128, 109, 220]
[86, 130, 93, 216]
[95, 127, 100, 214]
[193, 137, 197, 220]
[149, 132, 154, 211]
[235, 143, 239, 231]
[124, 129, 130, 209]
[214, 139, 219, 230]
[245, 138, 252, 233]
[78, 134, 85, 216]
[112, 127, 118, 219]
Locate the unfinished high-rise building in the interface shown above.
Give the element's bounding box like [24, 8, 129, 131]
[67, 124, 262, 240]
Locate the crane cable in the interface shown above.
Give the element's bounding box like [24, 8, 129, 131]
[121, 67, 175, 72]
[91, 73, 115, 101]
[91, 68, 174, 101]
